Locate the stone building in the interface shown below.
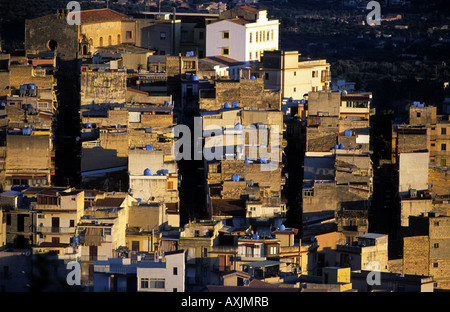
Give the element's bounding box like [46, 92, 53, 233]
[402, 212, 450, 290]
[302, 90, 372, 222]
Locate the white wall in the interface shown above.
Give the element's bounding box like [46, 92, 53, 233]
[399, 152, 429, 195]
[137, 251, 185, 292]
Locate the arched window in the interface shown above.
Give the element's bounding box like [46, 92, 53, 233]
[117, 34, 121, 44]
[99, 37, 103, 47]
[108, 35, 112, 46]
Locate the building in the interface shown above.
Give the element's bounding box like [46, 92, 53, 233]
[402, 213, 450, 290]
[334, 233, 389, 272]
[262, 50, 330, 100]
[206, 6, 279, 62]
[93, 250, 185, 292]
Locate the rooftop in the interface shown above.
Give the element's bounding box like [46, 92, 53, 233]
[80, 8, 131, 24]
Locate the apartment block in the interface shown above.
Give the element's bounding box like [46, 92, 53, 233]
[262, 50, 330, 100]
[206, 6, 279, 62]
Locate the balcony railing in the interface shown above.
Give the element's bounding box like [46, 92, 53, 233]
[37, 226, 77, 234]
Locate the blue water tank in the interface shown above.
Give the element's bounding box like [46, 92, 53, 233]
[136, 198, 142, 203]
[244, 155, 250, 164]
[20, 84, 27, 90]
[116, 124, 121, 129]
[279, 224, 286, 231]
[334, 144, 339, 149]
[164, 100, 171, 106]
[235, 123, 243, 130]
[260, 157, 267, 164]
[224, 102, 230, 109]
[250, 76, 256, 80]
[186, 51, 194, 57]
[252, 234, 259, 239]
[344, 130, 352, 136]
[22, 128, 31, 135]
[232, 102, 239, 108]
[232, 174, 240, 182]
[28, 84, 36, 90]
[192, 74, 199, 81]
[144, 168, 151, 176]
[339, 143, 344, 149]
[145, 144, 153, 151]
[163, 169, 169, 175]
[85, 123, 92, 128]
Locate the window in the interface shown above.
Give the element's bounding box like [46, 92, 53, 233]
[434, 221, 440, 226]
[160, 32, 166, 40]
[433, 263, 438, 268]
[222, 31, 229, 39]
[70, 220, 75, 227]
[167, 181, 174, 190]
[260, 31, 262, 42]
[117, 34, 121, 44]
[442, 144, 447, 151]
[442, 127, 447, 135]
[417, 112, 421, 118]
[269, 246, 277, 255]
[199, 31, 204, 40]
[266, 30, 270, 41]
[141, 278, 149, 289]
[249, 32, 252, 43]
[441, 159, 447, 166]
[294, 87, 296, 92]
[173, 267, 178, 275]
[222, 48, 229, 55]
[256, 31, 259, 43]
[265, 73, 269, 80]
[99, 37, 103, 47]
[434, 243, 439, 248]
[312, 71, 318, 78]
[104, 228, 111, 235]
[255, 51, 258, 60]
[108, 35, 112, 46]
[294, 71, 296, 76]
[249, 52, 252, 60]
[271, 29, 274, 41]
[262, 30, 265, 42]
[126, 31, 132, 39]
[149, 278, 165, 289]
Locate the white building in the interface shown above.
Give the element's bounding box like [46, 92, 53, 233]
[137, 250, 185, 292]
[94, 250, 185, 292]
[206, 6, 279, 62]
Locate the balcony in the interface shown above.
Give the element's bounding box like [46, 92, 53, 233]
[37, 226, 77, 235]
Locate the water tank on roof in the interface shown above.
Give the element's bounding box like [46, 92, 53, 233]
[344, 130, 352, 136]
[235, 123, 243, 130]
[164, 100, 171, 106]
[163, 169, 169, 175]
[334, 144, 339, 149]
[186, 51, 194, 57]
[145, 144, 153, 151]
[252, 234, 259, 239]
[28, 84, 36, 90]
[232, 102, 239, 108]
[244, 155, 250, 164]
[192, 74, 199, 81]
[232, 174, 240, 182]
[339, 143, 344, 149]
[279, 224, 286, 231]
[260, 157, 267, 164]
[144, 168, 151, 176]
[116, 124, 121, 129]
[22, 128, 31, 135]
[85, 123, 92, 128]
[250, 76, 256, 79]
[224, 102, 230, 109]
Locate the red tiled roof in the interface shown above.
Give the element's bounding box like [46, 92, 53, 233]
[240, 5, 259, 12]
[229, 17, 249, 25]
[94, 197, 125, 208]
[80, 8, 131, 24]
